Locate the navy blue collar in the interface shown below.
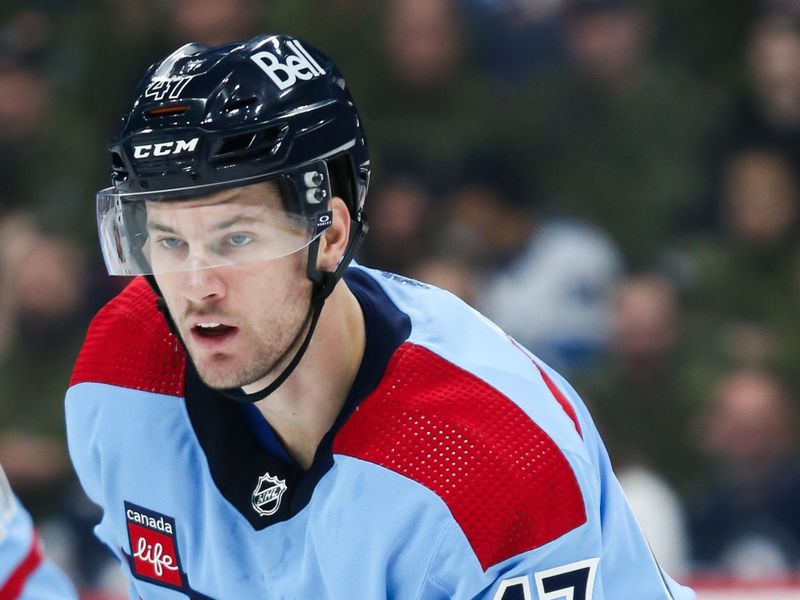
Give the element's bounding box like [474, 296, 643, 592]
[185, 267, 411, 529]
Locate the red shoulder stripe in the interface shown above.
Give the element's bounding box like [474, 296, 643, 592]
[333, 343, 587, 571]
[0, 530, 43, 600]
[70, 277, 186, 397]
[509, 337, 582, 437]
[535, 364, 582, 437]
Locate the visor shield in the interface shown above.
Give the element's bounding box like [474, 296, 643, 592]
[96, 166, 333, 276]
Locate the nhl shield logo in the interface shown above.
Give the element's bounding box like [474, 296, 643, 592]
[251, 472, 287, 517]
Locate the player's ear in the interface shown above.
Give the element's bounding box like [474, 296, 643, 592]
[316, 196, 351, 272]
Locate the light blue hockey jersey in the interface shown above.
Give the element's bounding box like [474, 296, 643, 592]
[66, 265, 695, 599]
[0, 467, 78, 599]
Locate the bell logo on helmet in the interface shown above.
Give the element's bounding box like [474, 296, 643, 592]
[133, 137, 199, 159]
[250, 40, 325, 91]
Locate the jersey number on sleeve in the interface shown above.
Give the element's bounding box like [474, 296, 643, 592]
[493, 558, 599, 600]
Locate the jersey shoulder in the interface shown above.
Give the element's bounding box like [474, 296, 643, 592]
[333, 341, 587, 571]
[70, 277, 186, 396]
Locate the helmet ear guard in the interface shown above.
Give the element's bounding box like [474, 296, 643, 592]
[326, 153, 363, 216]
[306, 152, 370, 294]
[306, 205, 369, 297]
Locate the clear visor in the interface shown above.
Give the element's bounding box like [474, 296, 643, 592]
[97, 167, 332, 276]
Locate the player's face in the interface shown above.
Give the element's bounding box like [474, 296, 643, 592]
[150, 182, 313, 390]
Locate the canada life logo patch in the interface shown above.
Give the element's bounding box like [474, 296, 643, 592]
[125, 502, 184, 589]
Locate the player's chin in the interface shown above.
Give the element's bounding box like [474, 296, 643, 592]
[188, 352, 244, 389]
[191, 347, 279, 392]
[196, 365, 247, 391]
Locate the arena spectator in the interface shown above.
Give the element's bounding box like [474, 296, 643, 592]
[461, 0, 567, 87]
[359, 0, 496, 189]
[0, 41, 51, 215]
[712, 10, 800, 195]
[749, 12, 800, 135]
[689, 369, 800, 577]
[577, 272, 707, 491]
[502, 0, 716, 265]
[684, 144, 800, 376]
[0, 214, 88, 514]
[167, 0, 264, 46]
[436, 155, 623, 373]
[359, 166, 435, 276]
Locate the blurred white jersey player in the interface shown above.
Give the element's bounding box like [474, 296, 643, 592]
[0, 465, 77, 599]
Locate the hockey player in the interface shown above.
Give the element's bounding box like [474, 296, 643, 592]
[0, 465, 78, 599]
[66, 35, 696, 598]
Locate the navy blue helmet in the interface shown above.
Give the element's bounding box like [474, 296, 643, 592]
[98, 34, 369, 278]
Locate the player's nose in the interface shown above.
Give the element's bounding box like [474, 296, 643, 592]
[180, 265, 226, 304]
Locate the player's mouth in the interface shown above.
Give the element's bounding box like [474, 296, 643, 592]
[188, 320, 239, 348]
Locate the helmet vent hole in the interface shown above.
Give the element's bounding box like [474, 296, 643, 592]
[216, 133, 257, 156]
[211, 125, 287, 165]
[223, 97, 257, 113]
[111, 151, 129, 180]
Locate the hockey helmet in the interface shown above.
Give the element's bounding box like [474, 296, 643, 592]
[96, 35, 370, 277]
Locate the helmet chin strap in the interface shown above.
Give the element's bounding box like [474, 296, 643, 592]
[148, 215, 368, 404]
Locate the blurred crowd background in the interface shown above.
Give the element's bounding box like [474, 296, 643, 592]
[2, 0, 800, 595]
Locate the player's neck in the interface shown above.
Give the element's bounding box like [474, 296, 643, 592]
[252, 281, 366, 469]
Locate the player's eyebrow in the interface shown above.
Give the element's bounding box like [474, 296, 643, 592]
[147, 221, 178, 234]
[146, 215, 263, 234]
[212, 215, 263, 230]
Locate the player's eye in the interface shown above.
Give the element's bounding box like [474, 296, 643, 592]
[157, 237, 185, 250]
[226, 233, 253, 247]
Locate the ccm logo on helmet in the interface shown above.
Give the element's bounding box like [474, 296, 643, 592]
[133, 138, 199, 159]
[250, 40, 325, 91]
